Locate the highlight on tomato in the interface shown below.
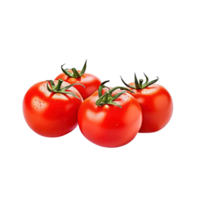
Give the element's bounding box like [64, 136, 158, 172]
[55, 60, 101, 100]
[121, 73, 173, 133]
[23, 79, 84, 137]
[78, 81, 142, 148]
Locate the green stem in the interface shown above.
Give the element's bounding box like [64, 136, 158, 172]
[72, 68, 81, 78]
[134, 73, 140, 90]
[46, 79, 85, 100]
[95, 81, 134, 108]
[98, 80, 110, 97]
[109, 86, 133, 94]
[101, 80, 110, 85]
[142, 77, 159, 88]
[61, 60, 87, 78]
[55, 79, 63, 90]
[61, 64, 73, 77]
[121, 73, 159, 90]
[141, 71, 150, 82]
[80, 60, 87, 76]
[105, 92, 109, 102]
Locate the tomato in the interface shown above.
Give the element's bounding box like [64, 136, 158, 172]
[121, 74, 173, 133]
[23, 79, 83, 137]
[55, 60, 101, 100]
[78, 81, 142, 147]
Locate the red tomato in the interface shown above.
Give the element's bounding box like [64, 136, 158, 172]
[78, 81, 142, 147]
[23, 79, 83, 137]
[121, 74, 173, 133]
[55, 61, 101, 100]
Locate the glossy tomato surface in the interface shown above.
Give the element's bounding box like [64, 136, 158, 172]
[23, 80, 83, 137]
[127, 83, 173, 133]
[55, 70, 101, 100]
[78, 88, 142, 147]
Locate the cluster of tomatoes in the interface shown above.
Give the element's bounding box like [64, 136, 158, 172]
[23, 61, 173, 148]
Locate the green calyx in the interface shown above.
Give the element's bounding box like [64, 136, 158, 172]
[120, 73, 159, 90]
[61, 60, 87, 78]
[95, 80, 134, 108]
[46, 79, 85, 99]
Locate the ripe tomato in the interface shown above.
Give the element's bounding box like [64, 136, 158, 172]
[55, 60, 101, 100]
[78, 81, 142, 148]
[121, 74, 173, 133]
[23, 79, 83, 137]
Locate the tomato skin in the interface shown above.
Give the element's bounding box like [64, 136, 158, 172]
[78, 88, 142, 147]
[127, 83, 173, 133]
[23, 80, 83, 137]
[55, 71, 101, 100]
